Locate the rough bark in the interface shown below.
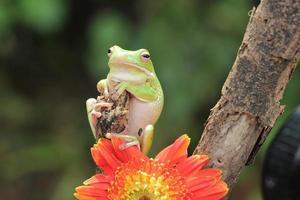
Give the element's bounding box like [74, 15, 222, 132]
[94, 92, 129, 140]
[92, 81, 130, 140]
[193, 0, 300, 187]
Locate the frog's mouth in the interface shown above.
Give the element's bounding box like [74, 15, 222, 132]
[109, 61, 154, 77]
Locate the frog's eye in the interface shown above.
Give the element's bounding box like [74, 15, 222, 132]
[141, 52, 150, 62]
[107, 48, 113, 57]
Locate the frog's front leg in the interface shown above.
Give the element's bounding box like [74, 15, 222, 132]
[86, 97, 112, 139]
[112, 81, 157, 102]
[111, 81, 129, 100]
[86, 79, 113, 138]
[97, 79, 109, 98]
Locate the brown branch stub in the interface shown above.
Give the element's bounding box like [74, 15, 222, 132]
[194, 0, 300, 187]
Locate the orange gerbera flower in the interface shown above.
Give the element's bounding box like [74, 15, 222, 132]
[75, 135, 228, 200]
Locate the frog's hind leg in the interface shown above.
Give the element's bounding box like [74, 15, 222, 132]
[106, 125, 154, 155]
[106, 133, 141, 150]
[86, 98, 98, 137]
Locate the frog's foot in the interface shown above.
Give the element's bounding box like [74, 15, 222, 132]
[86, 98, 113, 138]
[94, 102, 113, 111]
[111, 82, 128, 100]
[86, 98, 97, 113]
[97, 79, 109, 98]
[91, 110, 101, 123]
[89, 101, 112, 124]
[106, 133, 140, 151]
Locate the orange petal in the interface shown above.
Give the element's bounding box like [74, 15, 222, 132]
[76, 185, 107, 195]
[191, 181, 228, 200]
[75, 174, 111, 200]
[155, 134, 190, 164]
[111, 136, 148, 163]
[186, 168, 227, 200]
[177, 155, 209, 176]
[198, 168, 223, 177]
[91, 138, 121, 174]
[83, 174, 113, 185]
[74, 193, 103, 200]
[75, 185, 108, 199]
[186, 176, 219, 192]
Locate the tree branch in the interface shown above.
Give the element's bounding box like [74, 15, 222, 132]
[193, 0, 300, 187]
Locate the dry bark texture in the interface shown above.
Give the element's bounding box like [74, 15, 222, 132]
[194, 0, 300, 187]
[92, 80, 130, 140]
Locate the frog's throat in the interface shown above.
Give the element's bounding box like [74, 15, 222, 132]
[109, 61, 154, 77]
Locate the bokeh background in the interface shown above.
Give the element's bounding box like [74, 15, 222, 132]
[1, 0, 299, 199]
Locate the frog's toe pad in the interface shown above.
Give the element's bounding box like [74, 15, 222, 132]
[94, 102, 113, 110]
[119, 141, 140, 151]
[86, 98, 97, 112]
[91, 110, 102, 118]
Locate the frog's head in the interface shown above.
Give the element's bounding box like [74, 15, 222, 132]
[107, 45, 155, 79]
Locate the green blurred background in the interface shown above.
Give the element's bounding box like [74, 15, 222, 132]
[0, 0, 299, 199]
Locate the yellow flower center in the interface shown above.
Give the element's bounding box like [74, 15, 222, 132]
[108, 159, 191, 200]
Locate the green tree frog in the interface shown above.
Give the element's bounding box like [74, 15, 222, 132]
[86, 45, 164, 154]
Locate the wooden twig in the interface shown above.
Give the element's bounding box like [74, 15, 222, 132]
[193, 0, 300, 187]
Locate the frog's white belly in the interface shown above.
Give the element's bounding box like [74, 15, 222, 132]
[126, 97, 162, 139]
